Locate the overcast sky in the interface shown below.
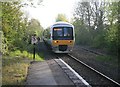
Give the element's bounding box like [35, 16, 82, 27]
[22, 0, 79, 28]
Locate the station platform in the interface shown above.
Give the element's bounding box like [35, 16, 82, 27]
[26, 59, 90, 87]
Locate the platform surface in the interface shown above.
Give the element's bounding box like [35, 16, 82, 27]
[26, 60, 74, 86]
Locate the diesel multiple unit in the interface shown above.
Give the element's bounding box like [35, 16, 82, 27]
[43, 22, 75, 53]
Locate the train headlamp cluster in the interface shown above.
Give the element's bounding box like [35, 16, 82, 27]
[68, 41, 72, 43]
[54, 41, 58, 43]
[54, 40, 72, 43]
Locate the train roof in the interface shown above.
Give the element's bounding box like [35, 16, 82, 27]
[51, 21, 74, 28]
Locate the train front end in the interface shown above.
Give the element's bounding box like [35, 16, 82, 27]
[51, 22, 75, 53]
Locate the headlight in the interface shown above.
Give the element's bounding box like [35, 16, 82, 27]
[54, 41, 58, 43]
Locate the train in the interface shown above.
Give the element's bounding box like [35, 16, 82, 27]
[43, 21, 75, 53]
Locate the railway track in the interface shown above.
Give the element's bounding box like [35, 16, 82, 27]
[45, 43, 119, 86]
[67, 54, 120, 86]
[80, 47, 106, 56]
[56, 53, 120, 86]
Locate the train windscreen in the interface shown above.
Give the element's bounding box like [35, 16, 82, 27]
[53, 27, 73, 40]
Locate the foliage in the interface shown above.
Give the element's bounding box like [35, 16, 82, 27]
[27, 19, 44, 37]
[0, 31, 2, 52]
[56, 14, 69, 22]
[0, 31, 8, 54]
[2, 56, 30, 85]
[96, 55, 118, 66]
[2, 49, 44, 85]
[2, 2, 27, 51]
[73, 19, 92, 45]
[105, 2, 119, 54]
[96, 55, 112, 61]
[73, 1, 119, 55]
[105, 23, 118, 53]
[9, 50, 44, 61]
[1, 1, 44, 85]
[1, 1, 43, 54]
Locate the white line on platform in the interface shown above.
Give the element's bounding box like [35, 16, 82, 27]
[59, 58, 91, 86]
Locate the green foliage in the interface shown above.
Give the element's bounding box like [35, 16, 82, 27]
[73, 1, 119, 55]
[104, 2, 119, 54]
[27, 19, 44, 37]
[9, 50, 44, 61]
[9, 50, 22, 57]
[73, 19, 92, 45]
[96, 55, 113, 62]
[3, 52, 44, 85]
[1, 2, 44, 55]
[56, 14, 69, 22]
[1, 1, 44, 85]
[14, 50, 21, 56]
[0, 31, 8, 54]
[92, 29, 107, 48]
[96, 55, 118, 66]
[22, 51, 28, 57]
[35, 53, 44, 61]
[2, 2, 27, 51]
[2, 56, 30, 85]
[0, 31, 2, 52]
[105, 24, 118, 53]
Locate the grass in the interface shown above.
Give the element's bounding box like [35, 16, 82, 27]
[96, 55, 113, 62]
[2, 50, 44, 85]
[96, 55, 118, 67]
[2, 56, 30, 85]
[9, 50, 44, 61]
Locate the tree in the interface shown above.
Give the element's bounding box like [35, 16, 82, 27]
[74, 2, 93, 27]
[73, 19, 91, 45]
[73, 1, 119, 55]
[73, 1, 109, 47]
[21, 0, 43, 8]
[1, 0, 44, 53]
[105, 2, 119, 54]
[56, 14, 68, 22]
[1, 2, 26, 51]
[27, 19, 43, 37]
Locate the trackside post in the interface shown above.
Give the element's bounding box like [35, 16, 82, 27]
[33, 43, 35, 61]
[31, 34, 37, 61]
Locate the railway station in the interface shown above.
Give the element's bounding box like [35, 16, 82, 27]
[26, 59, 90, 86]
[25, 41, 119, 87]
[25, 41, 90, 86]
[1, 0, 120, 87]
[25, 22, 91, 86]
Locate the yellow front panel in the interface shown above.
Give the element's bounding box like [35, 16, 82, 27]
[52, 40, 74, 46]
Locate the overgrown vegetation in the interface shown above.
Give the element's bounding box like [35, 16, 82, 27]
[0, 1, 44, 85]
[95, 55, 119, 69]
[2, 56, 30, 85]
[73, 2, 119, 55]
[9, 50, 44, 61]
[55, 14, 69, 22]
[2, 50, 44, 85]
[96, 55, 118, 64]
[1, 1, 44, 55]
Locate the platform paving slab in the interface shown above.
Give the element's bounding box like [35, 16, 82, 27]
[26, 61, 57, 85]
[26, 60, 74, 86]
[47, 59, 74, 85]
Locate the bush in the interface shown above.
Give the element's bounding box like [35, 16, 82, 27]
[9, 49, 44, 61]
[0, 31, 8, 55]
[22, 51, 28, 58]
[14, 50, 21, 56]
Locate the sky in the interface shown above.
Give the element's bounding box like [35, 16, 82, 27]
[22, 0, 79, 28]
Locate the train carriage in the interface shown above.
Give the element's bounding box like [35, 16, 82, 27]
[43, 22, 75, 53]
